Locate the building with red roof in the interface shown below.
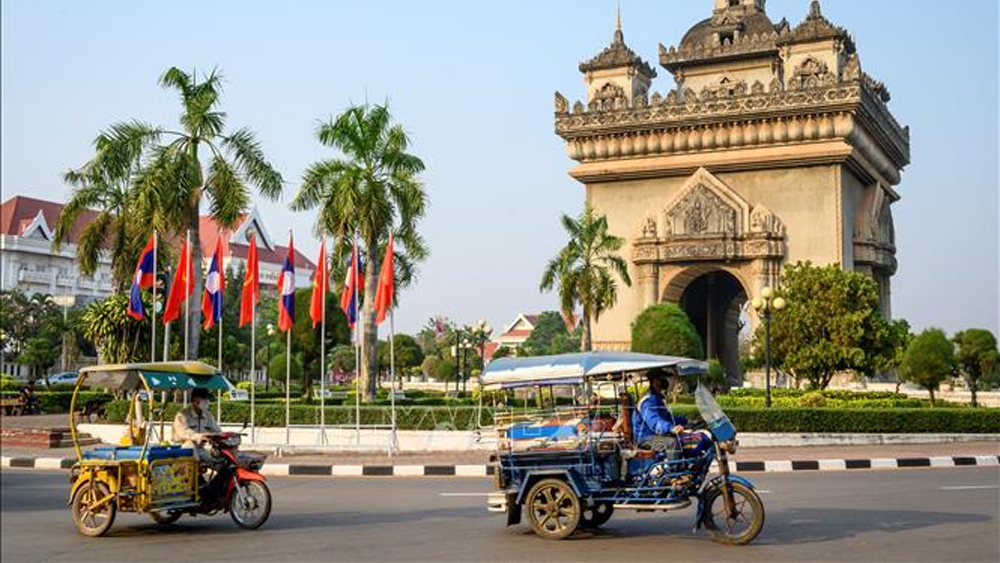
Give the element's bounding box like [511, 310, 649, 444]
[1, 195, 315, 302]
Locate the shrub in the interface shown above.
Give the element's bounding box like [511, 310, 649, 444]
[899, 329, 956, 406]
[631, 304, 703, 359]
[798, 392, 827, 408]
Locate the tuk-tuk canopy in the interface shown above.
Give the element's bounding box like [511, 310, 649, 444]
[480, 352, 708, 390]
[78, 361, 235, 392]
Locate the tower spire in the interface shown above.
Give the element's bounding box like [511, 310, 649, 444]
[614, 0, 623, 42]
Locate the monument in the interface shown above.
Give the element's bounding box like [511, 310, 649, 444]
[554, 0, 910, 380]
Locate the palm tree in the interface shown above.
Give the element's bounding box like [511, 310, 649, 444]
[291, 103, 427, 401]
[540, 205, 631, 352]
[61, 67, 283, 357]
[54, 164, 146, 291]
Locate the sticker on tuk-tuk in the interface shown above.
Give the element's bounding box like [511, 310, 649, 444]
[151, 459, 195, 500]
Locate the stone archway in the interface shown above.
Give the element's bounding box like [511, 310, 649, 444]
[663, 267, 749, 383]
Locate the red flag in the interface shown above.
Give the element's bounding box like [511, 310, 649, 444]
[277, 234, 296, 332]
[373, 233, 394, 326]
[239, 234, 259, 327]
[310, 242, 327, 328]
[162, 239, 193, 324]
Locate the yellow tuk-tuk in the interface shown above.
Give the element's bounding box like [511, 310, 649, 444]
[68, 361, 269, 537]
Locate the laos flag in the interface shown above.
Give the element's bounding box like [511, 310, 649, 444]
[277, 235, 296, 332]
[201, 238, 224, 329]
[127, 236, 156, 320]
[339, 242, 363, 329]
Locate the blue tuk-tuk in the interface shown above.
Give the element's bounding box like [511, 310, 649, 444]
[481, 352, 764, 544]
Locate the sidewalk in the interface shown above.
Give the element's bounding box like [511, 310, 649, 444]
[4, 441, 997, 476]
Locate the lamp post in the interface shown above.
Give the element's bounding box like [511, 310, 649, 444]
[468, 319, 493, 386]
[453, 328, 462, 394]
[751, 286, 786, 408]
[266, 323, 275, 391]
[461, 337, 472, 394]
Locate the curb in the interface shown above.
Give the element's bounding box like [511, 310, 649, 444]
[2, 455, 997, 476]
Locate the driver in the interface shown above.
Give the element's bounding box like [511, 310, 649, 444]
[632, 370, 710, 457]
[172, 387, 220, 464]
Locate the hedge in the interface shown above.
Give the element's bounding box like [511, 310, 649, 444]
[100, 400, 1000, 434]
[0, 390, 114, 413]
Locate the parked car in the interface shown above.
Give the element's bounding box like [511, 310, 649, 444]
[43, 372, 79, 387]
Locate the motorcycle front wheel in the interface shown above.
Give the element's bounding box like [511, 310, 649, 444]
[229, 480, 272, 530]
[701, 481, 765, 545]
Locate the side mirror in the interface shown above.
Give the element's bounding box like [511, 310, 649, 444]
[241, 420, 249, 431]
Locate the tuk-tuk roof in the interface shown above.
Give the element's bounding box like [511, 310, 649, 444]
[78, 361, 234, 392]
[480, 352, 708, 390]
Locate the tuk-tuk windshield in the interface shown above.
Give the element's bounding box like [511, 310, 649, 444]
[695, 383, 737, 442]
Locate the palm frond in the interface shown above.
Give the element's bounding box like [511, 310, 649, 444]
[221, 128, 282, 199]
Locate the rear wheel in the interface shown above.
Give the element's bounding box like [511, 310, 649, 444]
[525, 478, 580, 540]
[229, 480, 272, 530]
[579, 501, 614, 529]
[71, 480, 116, 537]
[701, 481, 765, 545]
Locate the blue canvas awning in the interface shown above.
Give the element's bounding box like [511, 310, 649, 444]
[480, 352, 707, 390]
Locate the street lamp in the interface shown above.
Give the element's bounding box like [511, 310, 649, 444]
[751, 286, 786, 408]
[461, 337, 472, 394]
[266, 323, 275, 391]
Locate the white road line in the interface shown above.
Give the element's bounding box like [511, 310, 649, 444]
[939, 485, 999, 491]
[440, 492, 491, 497]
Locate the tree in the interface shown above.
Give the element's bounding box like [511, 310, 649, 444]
[329, 345, 357, 384]
[953, 329, 999, 407]
[291, 103, 428, 401]
[378, 334, 424, 383]
[434, 358, 457, 382]
[421, 356, 440, 381]
[520, 311, 580, 356]
[18, 338, 57, 381]
[760, 262, 905, 390]
[630, 304, 704, 359]
[65, 67, 283, 360]
[54, 164, 146, 291]
[268, 352, 303, 391]
[898, 329, 955, 406]
[80, 293, 153, 364]
[492, 345, 514, 360]
[540, 205, 631, 352]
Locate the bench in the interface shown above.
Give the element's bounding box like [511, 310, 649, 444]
[1, 395, 25, 416]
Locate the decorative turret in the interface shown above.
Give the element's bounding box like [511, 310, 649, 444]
[577, 8, 656, 110]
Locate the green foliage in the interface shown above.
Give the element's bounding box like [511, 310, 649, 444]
[65, 66, 284, 361]
[540, 204, 631, 351]
[630, 303, 704, 359]
[378, 334, 424, 372]
[798, 392, 827, 408]
[520, 311, 580, 356]
[492, 345, 514, 360]
[268, 352, 303, 387]
[899, 328, 956, 406]
[421, 356, 440, 380]
[953, 329, 999, 406]
[759, 261, 907, 390]
[80, 293, 153, 364]
[434, 358, 457, 382]
[291, 103, 429, 402]
[99, 399, 1000, 433]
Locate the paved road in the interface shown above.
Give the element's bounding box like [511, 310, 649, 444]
[3, 468, 998, 562]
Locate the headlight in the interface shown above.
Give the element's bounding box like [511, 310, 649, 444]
[720, 440, 738, 454]
[222, 434, 241, 448]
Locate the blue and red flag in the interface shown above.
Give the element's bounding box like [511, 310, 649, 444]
[277, 234, 296, 332]
[127, 236, 156, 320]
[340, 241, 364, 329]
[201, 237, 225, 329]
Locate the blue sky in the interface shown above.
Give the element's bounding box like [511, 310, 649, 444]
[2, 0, 997, 336]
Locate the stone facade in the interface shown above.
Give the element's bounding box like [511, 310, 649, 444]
[554, 0, 909, 377]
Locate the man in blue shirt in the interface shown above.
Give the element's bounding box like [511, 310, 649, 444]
[632, 371, 712, 457]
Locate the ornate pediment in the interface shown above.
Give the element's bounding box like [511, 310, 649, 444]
[663, 168, 750, 238]
[634, 168, 785, 265]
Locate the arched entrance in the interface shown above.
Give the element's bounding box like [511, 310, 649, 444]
[666, 269, 748, 383]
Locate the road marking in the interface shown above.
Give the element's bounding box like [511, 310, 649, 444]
[818, 459, 847, 471]
[939, 485, 999, 491]
[393, 465, 425, 477]
[455, 465, 488, 477]
[929, 456, 955, 468]
[440, 492, 491, 497]
[871, 458, 898, 469]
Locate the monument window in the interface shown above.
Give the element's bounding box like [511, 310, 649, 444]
[719, 31, 734, 45]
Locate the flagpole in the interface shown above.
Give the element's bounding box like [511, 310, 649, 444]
[353, 235, 361, 446]
[389, 309, 397, 456]
[151, 231, 157, 362]
[250, 297, 256, 443]
[184, 229, 190, 362]
[285, 229, 292, 447]
[319, 236, 327, 445]
[217, 297, 223, 422]
[163, 267, 171, 362]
